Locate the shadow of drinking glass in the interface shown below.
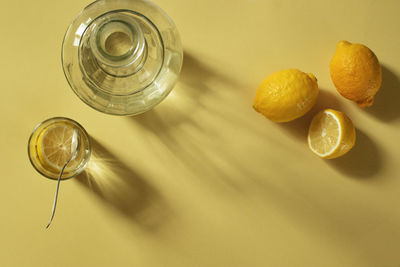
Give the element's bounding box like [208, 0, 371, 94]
[76, 138, 170, 231]
[363, 65, 400, 122]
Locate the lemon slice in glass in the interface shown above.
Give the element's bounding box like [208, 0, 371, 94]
[308, 109, 356, 159]
[36, 123, 81, 173]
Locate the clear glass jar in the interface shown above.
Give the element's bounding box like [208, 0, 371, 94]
[62, 0, 183, 115]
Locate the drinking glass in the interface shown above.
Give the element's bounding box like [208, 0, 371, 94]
[28, 117, 91, 179]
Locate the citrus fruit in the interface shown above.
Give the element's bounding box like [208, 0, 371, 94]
[253, 69, 319, 122]
[308, 109, 356, 159]
[330, 40, 382, 107]
[36, 123, 81, 173]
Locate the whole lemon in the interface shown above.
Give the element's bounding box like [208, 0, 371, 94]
[253, 69, 319, 122]
[330, 40, 382, 107]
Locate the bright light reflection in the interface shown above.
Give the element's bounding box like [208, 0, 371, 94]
[84, 155, 115, 187]
[73, 37, 80, 47]
[75, 23, 87, 36]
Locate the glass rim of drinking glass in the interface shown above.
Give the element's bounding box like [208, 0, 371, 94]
[27, 117, 92, 180]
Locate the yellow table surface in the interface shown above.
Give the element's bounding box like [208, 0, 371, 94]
[1, 0, 400, 266]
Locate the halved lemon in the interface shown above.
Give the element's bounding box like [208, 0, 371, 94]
[308, 109, 356, 159]
[36, 123, 81, 173]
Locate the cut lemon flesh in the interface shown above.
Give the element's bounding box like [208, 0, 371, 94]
[37, 123, 81, 172]
[308, 109, 356, 159]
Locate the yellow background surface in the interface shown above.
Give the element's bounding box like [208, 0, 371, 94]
[1, 0, 400, 266]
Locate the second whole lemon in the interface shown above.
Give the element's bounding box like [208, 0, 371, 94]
[253, 69, 319, 122]
[330, 40, 382, 107]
